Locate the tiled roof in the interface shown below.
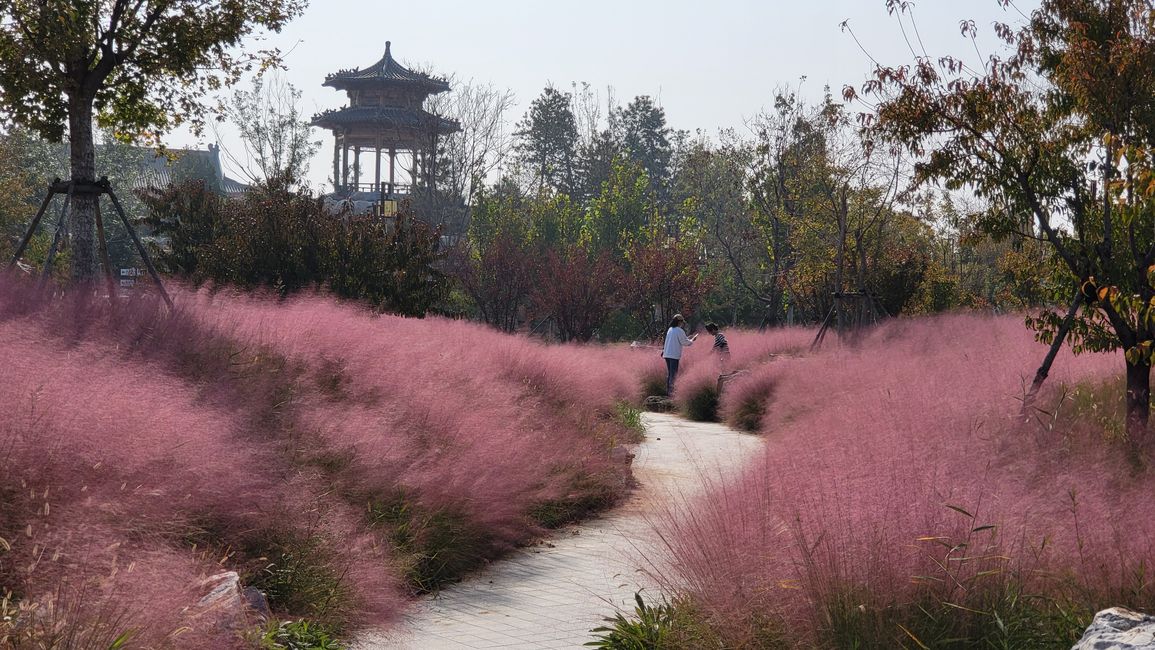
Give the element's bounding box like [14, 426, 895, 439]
[130, 146, 249, 195]
[310, 106, 460, 133]
[324, 41, 450, 92]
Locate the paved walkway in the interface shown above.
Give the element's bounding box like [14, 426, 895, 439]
[353, 413, 762, 650]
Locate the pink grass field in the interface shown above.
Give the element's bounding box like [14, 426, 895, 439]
[0, 280, 647, 647]
[654, 313, 1155, 646]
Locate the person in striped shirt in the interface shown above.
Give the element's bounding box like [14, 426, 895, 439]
[705, 322, 729, 361]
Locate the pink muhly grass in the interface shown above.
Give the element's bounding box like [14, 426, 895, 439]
[2, 277, 644, 643]
[654, 313, 1145, 646]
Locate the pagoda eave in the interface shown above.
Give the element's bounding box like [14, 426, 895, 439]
[311, 106, 459, 135]
[322, 76, 451, 94]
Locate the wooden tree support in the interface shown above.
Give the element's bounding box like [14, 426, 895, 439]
[811, 291, 888, 351]
[6, 177, 173, 309]
[1021, 288, 1085, 417]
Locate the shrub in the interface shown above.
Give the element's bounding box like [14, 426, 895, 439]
[142, 180, 446, 315]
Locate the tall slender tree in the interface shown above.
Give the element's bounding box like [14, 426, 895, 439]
[0, 0, 305, 280]
[515, 86, 580, 195]
[618, 96, 673, 199]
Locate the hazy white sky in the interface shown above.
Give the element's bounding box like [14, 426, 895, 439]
[175, 0, 1039, 190]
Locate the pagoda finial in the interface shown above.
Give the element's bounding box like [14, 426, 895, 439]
[385, 41, 391, 57]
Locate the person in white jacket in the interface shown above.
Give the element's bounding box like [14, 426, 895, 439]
[662, 313, 696, 396]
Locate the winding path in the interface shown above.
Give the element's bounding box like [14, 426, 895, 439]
[353, 413, 762, 650]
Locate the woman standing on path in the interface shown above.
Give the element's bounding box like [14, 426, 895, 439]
[662, 314, 696, 396]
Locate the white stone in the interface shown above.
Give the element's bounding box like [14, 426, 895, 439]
[1072, 607, 1155, 650]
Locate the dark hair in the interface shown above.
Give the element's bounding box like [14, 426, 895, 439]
[705, 322, 718, 333]
[669, 314, 684, 328]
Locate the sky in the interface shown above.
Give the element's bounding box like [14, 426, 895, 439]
[171, 0, 1040, 191]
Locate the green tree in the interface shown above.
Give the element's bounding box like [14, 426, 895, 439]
[854, 0, 1155, 444]
[584, 159, 655, 259]
[618, 96, 673, 200]
[0, 0, 304, 280]
[515, 86, 580, 196]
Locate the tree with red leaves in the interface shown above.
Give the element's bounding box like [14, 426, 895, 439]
[532, 246, 622, 342]
[620, 235, 715, 340]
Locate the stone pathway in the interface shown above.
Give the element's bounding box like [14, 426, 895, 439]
[353, 413, 762, 650]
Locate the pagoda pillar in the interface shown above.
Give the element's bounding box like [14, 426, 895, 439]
[341, 139, 350, 192]
[388, 148, 396, 196]
[332, 135, 340, 193]
[353, 145, 361, 188]
[374, 140, 382, 193]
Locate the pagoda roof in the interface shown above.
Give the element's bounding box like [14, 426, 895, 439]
[324, 41, 451, 93]
[310, 105, 460, 133]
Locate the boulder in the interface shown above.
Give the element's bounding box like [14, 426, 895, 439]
[191, 571, 270, 629]
[609, 445, 634, 465]
[643, 395, 675, 412]
[1072, 607, 1155, 650]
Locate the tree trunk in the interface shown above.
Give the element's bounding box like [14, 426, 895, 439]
[1125, 359, 1150, 447]
[68, 92, 98, 281]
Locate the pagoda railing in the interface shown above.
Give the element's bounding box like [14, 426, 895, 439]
[338, 181, 413, 197]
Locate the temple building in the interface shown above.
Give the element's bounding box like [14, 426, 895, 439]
[311, 42, 459, 215]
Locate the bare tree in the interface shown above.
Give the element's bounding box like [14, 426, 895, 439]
[221, 71, 320, 188]
[429, 79, 515, 206]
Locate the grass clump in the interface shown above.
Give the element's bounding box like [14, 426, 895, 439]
[367, 494, 489, 594]
[614, 401, 645, 442]
[729, 386, 770, 432]
[240, 529, 357, 631]
[255, 618, 343, 650]
[587, 592, 731, 650]
[586, 592, 680, 649]
[640, 371, 667, 399]
[529, 471, 623, 529]
[683, 382, 720, 422]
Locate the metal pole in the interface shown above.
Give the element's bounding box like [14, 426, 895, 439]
[7, 184, 58, 271]
[95, 199, 118, 300]
[105, 186, 173, 309]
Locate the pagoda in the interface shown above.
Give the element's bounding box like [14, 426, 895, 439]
[312, 42, 458, 206]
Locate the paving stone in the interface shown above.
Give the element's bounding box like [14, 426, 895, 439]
[353, 414, 761, 650]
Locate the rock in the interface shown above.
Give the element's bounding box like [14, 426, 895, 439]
[192, 571, 270, 628]
[1072, 607, 1155, 650]
[609, 446, 634, 465]
[197, 571, 242, 610]
[242, 586, 272, 620]
[644, 396, 675, 412]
